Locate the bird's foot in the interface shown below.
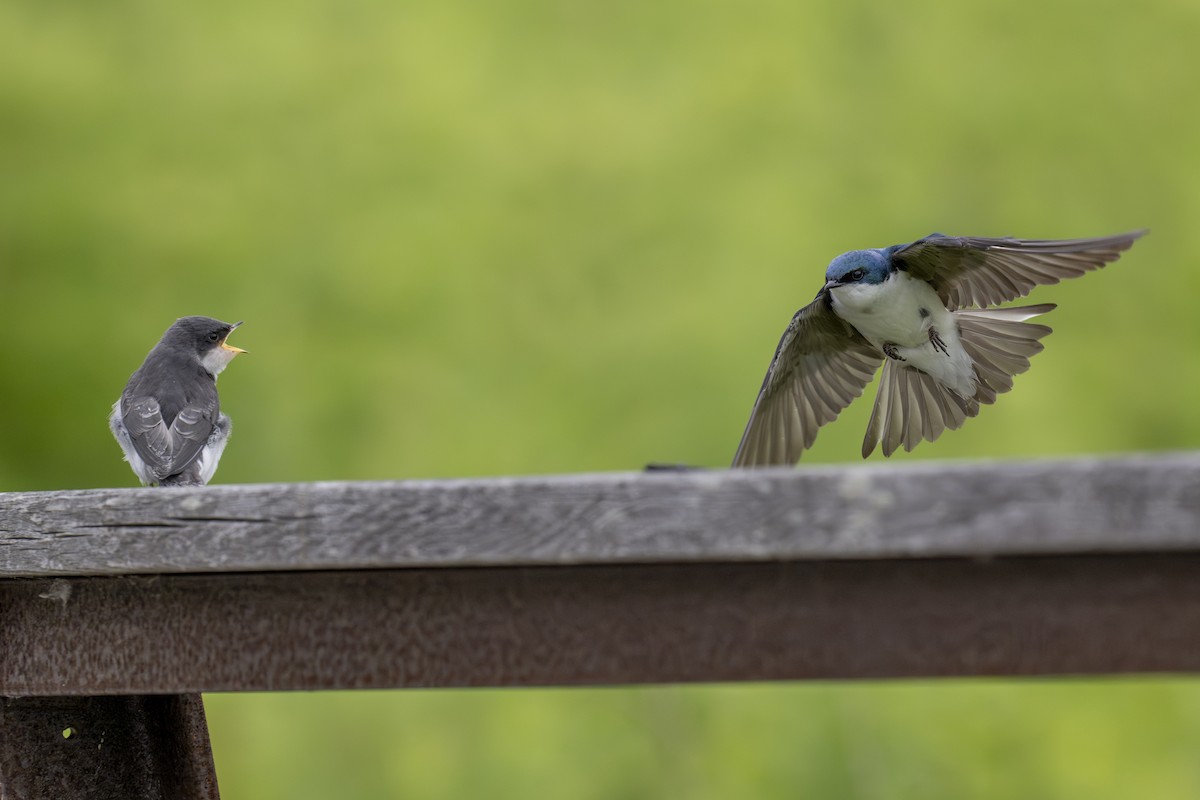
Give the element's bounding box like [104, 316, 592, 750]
[929, 328, 950, 356]
[882, 342, 906, 362]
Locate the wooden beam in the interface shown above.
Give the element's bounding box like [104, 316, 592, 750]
[4, 454, 1200, 694]
[3, 454, 1200, 577]
[4, 554, 1200, 695]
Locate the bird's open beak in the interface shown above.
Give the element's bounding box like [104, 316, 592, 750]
[221, 321, 247, 354]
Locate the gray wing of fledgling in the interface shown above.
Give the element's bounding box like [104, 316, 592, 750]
[891, 230, 1146, 309]
[114, 393, 220, 485]
[732, 293, 883, 467]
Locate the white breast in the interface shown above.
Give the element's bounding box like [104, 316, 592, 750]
[830, 272, 977, 397]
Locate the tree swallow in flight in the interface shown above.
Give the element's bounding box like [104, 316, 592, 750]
[733, 231, 1146, 466]
[110, 316, 247, 486]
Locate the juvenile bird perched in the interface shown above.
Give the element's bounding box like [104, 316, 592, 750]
[110, 316, 247, 486]
[733, 231, 1146, 467]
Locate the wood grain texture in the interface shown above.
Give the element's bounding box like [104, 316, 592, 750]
[5, 555, 1200, 695]
[0, 695, 219, 798]
[3, 453, 1200, 577]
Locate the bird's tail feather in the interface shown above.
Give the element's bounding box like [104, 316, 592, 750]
[862, 303, 1055, 458]
[862, 361, 979, 458]
[956, 303, 1054, 405]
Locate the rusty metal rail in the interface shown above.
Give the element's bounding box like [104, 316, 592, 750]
[3, 454, 1200, 798]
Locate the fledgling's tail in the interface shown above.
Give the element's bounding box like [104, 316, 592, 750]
[862, 303, 1055, 458]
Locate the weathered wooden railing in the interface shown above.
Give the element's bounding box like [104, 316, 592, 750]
[4, 454, 1200, 798]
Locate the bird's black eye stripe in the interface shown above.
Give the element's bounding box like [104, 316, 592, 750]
[849, 269, 865, 281]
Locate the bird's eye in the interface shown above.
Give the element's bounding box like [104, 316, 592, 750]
[849, 269, 865, 281]
[207, 331, 220, 343]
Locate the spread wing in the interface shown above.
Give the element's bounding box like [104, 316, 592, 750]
[120, 395, 218, 481]
[891, 230, 1146, 309]
[732, 293, 883, 467]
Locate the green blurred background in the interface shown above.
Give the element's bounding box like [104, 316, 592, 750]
[3, 0, 1198, 796]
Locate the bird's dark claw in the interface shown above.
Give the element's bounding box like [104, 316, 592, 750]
[883, 342, 906, 362]
[929, 328, 949, 356]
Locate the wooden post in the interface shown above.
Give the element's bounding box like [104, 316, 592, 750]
[0, 695, 219, 800]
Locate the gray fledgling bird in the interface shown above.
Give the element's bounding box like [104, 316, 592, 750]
[733, 230, 1146, 467]
[110, 316, 247, 486]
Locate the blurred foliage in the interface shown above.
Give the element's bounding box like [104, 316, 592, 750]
[2, 0, 1197, 796]
[205, 682, 1200, 800]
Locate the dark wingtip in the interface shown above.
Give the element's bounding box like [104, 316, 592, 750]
[644, 463, 707, 472]
[1114, 228, 1149, 245]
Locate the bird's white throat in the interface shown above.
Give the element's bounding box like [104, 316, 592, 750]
[200, 346, 239, 377]
[829, 271, 947, 346]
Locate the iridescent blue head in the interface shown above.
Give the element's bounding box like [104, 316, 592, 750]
[824, 249, 892, 288]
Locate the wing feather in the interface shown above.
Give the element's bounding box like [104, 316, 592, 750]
[120, 395, 218, 482]
[732, 293, 883, 467]
[892, 230, 1145, 309]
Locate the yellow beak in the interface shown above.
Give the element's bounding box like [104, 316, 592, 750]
[221, 320, 247, 354]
